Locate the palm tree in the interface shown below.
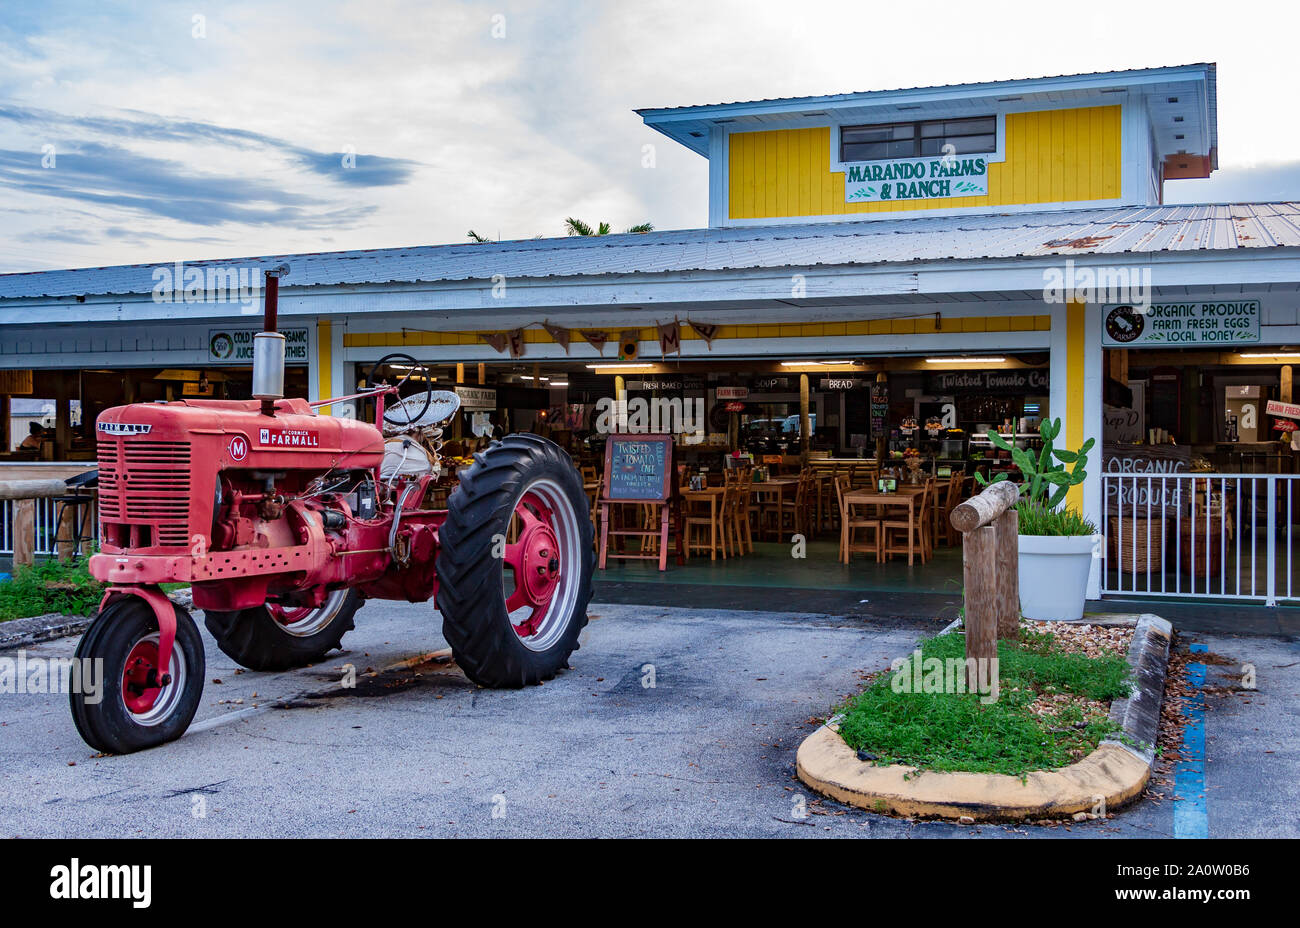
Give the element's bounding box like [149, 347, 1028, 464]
[467, 230, 492, 243]
[564, 218, 654, 236]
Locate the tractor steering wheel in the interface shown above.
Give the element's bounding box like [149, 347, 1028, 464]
[366, 353, 434, 428]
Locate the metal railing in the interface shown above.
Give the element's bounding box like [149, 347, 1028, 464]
[0, 497, 63, 557]
[1101, 473, 1298, 606]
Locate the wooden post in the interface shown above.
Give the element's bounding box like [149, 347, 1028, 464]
[12, 498, 35, 568]
[962, 523, 998, 682]
[799, 374, 811, 458]
[994, 506, 1020, 639]
[477, 363, 486, 386]
[950, 480, 1022, 676]
[0, 394, 9, 452]
[1282, 365, 1293, 404]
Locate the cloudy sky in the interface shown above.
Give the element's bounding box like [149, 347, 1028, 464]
[0, 0, 1295, 272]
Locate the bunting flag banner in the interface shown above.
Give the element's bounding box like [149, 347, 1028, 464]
[507, 328, 527, 359]
[542, 321, 571, 353]
[480, 332, 508, 354]
[658, 318, 681, 357]
[687, 319, 719, 349]
[580, 330, 609, 354]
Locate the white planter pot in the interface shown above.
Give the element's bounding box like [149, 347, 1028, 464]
[1017, 534, 1096, 622]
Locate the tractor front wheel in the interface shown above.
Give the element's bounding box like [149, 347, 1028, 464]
[436, 434, 594, 687]
[204, 588, 361, 672]
[70, 597, 206, 754]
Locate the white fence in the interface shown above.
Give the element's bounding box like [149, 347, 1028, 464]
[1101, 473, 1298, 606]
[0, 498, 63, 558]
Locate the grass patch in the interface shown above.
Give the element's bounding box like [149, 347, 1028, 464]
[836, 626, 1132, 778]
[0, 558, 105, 622]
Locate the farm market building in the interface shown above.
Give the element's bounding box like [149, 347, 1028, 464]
[3, 62, 1300, 605]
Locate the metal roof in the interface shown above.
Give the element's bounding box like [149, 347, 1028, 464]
[2, 202, 1297, 301]
[638, 64, 1217, 159]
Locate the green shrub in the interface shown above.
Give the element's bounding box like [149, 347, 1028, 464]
[0, 558, 105, 621]
[1015, 500, 1097, 537]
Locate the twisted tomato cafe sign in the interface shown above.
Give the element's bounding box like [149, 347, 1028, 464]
[845, 156, 988, 203]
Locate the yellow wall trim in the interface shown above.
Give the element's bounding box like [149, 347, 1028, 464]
[316, 319, 332, 415]
[342, 315, 1051, 349]
[728, 105, 1122, 220]
[1064, 301, 1087, 513]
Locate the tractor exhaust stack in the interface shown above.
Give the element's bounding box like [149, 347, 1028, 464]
[254, 264, 291, 416]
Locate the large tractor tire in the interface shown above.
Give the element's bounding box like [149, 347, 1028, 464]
[203, 588, 361, 672]
[70, 597, 206, 754]
[436, 434, 594, 687]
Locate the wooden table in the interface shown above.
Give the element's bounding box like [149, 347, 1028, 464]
[843, 486, 925, 565]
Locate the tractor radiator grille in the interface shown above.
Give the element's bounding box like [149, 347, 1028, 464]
[98, 439, 193, 548]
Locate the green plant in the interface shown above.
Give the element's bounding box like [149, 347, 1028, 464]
[0, 557, 105, 621]
[975, 417, 1094, 510]
[834, 629, 1131, 777]
[1014, 499, 1097, 537]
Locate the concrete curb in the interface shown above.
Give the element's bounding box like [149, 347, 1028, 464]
[796, 613, 1172, 822]
[0, 613, 94, 652]
[0, 587, 195, 653]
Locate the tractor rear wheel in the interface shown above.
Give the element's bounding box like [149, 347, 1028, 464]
[436, 434, 593, 687]
[70, 597, 206, 754]
[203, 588, 361, 672]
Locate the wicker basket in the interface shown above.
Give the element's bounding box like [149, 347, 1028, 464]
[1178, 522, 1225, 577]
[1108, 515, 1166, 574]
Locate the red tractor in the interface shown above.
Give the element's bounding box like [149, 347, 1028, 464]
[71, 267, 594, 753]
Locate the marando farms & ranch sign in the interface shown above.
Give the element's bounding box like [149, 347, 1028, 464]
[845, 156, 988, 203]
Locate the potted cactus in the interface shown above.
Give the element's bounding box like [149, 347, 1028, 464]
[975, 419, 1099, 621]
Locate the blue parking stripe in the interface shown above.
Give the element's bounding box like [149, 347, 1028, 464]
[1173, 642, 1209, 839]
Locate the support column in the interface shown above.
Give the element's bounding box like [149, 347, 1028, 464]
[799, 374, 811, 457]
[313, 318, 331, 409]
[1051, 299, 1104, 598]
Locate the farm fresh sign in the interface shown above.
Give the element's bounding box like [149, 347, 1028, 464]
[1102, 301, 1260, 347]
[844, 156, 988, 203]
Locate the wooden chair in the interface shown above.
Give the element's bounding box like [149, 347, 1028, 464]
[684, 488, 729, 560]
[933, 472, 965, 546]
[773, 470, 813, 540]
[728, 469, 755, 554]
[882, 480, 931, 566]
[835, 476, 880, 563]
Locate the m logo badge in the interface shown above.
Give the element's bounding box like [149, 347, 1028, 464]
[229, 436, 248, 462]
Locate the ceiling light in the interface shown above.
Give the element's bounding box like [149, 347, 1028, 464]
[780, 360, 853, 366]
[925, 357, 1006, 364]
[1239, 353, 1300, 359]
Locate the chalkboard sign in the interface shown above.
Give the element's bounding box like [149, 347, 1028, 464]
[603, 433, 673, 502]
[869, 382, 890, 437]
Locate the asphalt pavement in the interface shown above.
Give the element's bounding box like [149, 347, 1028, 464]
[0, 601, 1294, 838]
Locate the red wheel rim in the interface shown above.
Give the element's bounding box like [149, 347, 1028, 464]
[503, 490, 563, 639]
[269, 604, 312, 624]
[122, 640, 163, 715]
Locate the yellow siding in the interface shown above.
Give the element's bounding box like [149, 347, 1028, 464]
[342, 315, 1050, 349]
[728, 105, 1122, 220]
